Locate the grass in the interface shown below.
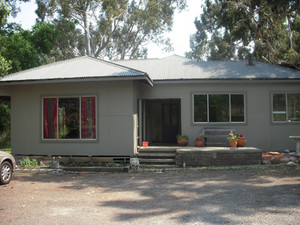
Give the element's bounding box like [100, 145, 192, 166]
[0, 147, 11, 154]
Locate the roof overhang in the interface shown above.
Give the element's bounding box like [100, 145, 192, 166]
[153, 78, 300, 84]
[0, 74, 153, 86]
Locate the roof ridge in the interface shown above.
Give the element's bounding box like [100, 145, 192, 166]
[91, 57, 148, 75]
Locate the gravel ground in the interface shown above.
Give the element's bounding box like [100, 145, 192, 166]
[1, 166, 300, 225]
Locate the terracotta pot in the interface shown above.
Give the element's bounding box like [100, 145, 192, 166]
[237, 137, 247, 147]
[194, 139, 203, 147]
[142, 141, 149, 147]
[229, 140, 238, 147]
[177, 139, 188, 146]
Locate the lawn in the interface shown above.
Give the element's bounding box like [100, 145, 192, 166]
[0, 147, 11, 154]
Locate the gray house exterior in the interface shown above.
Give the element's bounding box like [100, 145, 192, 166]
[0, 55, 299, 157]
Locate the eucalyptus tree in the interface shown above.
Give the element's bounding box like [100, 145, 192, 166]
[186, 0, 300, 70]
[35, 0, 186, 59]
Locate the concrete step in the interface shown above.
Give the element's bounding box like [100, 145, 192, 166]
[138, 147, 177, 153]
[139, 158, 175, 164]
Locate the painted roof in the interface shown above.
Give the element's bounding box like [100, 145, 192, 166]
[1, 55, 299, 84]
[116, 55, 300, 81]
[0, 56, 151, 84]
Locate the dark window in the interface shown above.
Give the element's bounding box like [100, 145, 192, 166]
[193, 94, 245, 123]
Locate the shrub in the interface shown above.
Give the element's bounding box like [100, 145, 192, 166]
[20, 157, 39, 168]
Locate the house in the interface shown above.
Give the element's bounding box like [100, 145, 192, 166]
[0, 55, 299, 157]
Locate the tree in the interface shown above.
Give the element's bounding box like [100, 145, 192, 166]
[0, 54, 11, 76]
[0, 0, 10, 29]
[35, 0, 186, 60]
[186, 0, 300, 70]
[0, 22, 59, 73]
[0, 99, 10, 147]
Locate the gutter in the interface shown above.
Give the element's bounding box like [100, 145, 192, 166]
[0, 74, 153, 86]
[153, 78, 300, 84]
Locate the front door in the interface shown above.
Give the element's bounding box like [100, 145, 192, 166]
[144, 99, 181, 145]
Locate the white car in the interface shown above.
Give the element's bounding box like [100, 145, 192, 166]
[0, 151, 16, 185]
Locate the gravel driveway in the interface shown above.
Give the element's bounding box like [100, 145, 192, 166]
[1, 167, 300, 225]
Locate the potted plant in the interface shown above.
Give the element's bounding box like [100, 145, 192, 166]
[237, 134, 247, 147]
[177, 135, 189, 146]
[227, 131, 238, 147]
[194, 137, 203, 147]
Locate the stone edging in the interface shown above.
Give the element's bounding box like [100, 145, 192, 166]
[15, 166, 130, 174]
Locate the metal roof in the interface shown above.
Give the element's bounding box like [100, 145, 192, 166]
[116, 55, 300, 81]
[0, 56, 151, 84]
[1, 55, 299, 85]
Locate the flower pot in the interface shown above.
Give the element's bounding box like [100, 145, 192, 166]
[237, 137, 247, 147]
[229, 140, 238, 147]
[194, 139, 203, 147]
[177, 139, 188, 146]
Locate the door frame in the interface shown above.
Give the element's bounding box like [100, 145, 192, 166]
[139, 98, 181, 146]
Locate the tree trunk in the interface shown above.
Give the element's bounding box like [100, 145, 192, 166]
[287, 16, 293, 49]
[83, 12, 91, 56]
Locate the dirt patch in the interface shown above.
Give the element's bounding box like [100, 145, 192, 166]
[1, 167, 300, 225]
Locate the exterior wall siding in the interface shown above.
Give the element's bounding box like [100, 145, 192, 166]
[11, 81, 137, 156]
[0, 86, 11, 96]
[138, 81, 300, 151]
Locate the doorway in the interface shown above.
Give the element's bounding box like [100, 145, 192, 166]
[144, 99, 181, 145]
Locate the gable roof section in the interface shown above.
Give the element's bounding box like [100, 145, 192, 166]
[116, 55, 300, 81]
[0, 56, 152, 85]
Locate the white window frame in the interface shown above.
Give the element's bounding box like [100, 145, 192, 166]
[42, 95, 97, 141]
[192, 93, 246, 124]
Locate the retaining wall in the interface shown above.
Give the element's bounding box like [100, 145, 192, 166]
[175, 147, 262, 167]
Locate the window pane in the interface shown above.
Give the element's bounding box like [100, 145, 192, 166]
[194, 95, 207, 122]
[43, 98, 57, 139]
[59, 98, 79, 139]
[81, 97, 96, 139]
[231, 94, 244, 122]
[209, 94, 229, 122]
[273, 94, 286, 121]
[288, 93, 300, 121]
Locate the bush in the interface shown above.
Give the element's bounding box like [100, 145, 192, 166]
[20, 157, 39, 168]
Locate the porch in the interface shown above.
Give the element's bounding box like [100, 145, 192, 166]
[138, 146, 262, 168]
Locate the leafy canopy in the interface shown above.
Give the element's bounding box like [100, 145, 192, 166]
[186, 0, 300, 70]
[35, 0, 187, 60]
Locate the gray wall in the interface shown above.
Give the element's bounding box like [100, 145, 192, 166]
[0, 86, 11, 96]
[138, 81, 300, 151]
[10, 81, 138, 156]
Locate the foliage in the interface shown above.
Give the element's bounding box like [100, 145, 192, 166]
[227, 131, 238, 142]
[35, 0, 186, 60]
[0, 22, 59, 73]
[176, 135, 188, 140]
[186, 0, 300, 70]
[0, 100, 10, 135]
[0, 53, 11, 75]
[0, 0, 10, 29]
[20, 157, 39, 168]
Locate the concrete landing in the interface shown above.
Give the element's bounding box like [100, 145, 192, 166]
[175, 147, 262, 167]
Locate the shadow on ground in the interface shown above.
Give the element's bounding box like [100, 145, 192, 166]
[14, 167, 300, 224]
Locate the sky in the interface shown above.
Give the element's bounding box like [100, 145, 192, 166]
[7, 0, 203, 59]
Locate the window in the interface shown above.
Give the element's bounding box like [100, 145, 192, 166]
[193, 94, 245, 123]
[43, 96, 96, 140]
[272, 93, 300, 122]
